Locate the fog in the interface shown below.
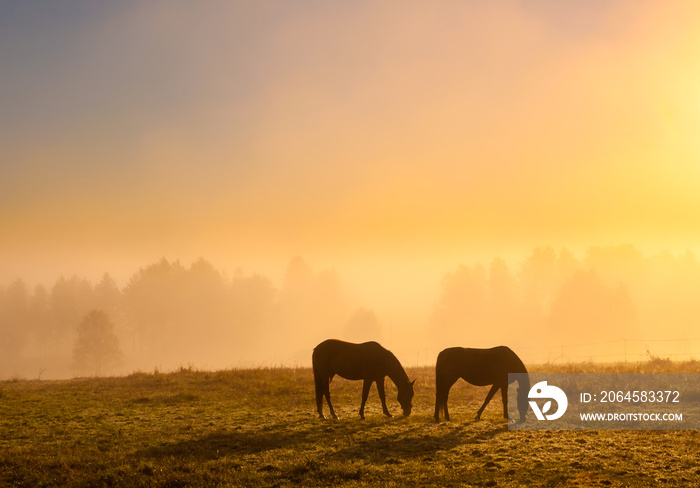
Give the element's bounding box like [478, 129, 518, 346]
[3, 2, 700, 377]
[2, 246, 700, 379]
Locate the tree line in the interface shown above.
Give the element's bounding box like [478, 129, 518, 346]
[432, 245, 700, 350]
[2, 245, 700, 378]
[0, 256, 372, 378]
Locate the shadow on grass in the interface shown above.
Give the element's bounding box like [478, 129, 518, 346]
[138, 416, 397, 461]
[328, 420, 508, 463]
[138, 424, 318, 460]
[138, 416, 508, 464]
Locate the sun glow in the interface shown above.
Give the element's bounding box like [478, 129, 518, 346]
[5, 1, 700, 377]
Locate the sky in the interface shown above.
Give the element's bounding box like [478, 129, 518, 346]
[3, 0, 700, 301]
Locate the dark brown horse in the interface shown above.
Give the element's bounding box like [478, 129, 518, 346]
[434, 346, 529, 423]
[313, 339, 415, 420]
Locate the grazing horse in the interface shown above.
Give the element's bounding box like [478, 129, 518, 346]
[434, 346, 529, 423]
[313, 339, 415, 420]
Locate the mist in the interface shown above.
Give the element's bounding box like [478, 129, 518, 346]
[4, 1, 700, 270]
[3, 2, 700, 378]
[1, 245, 699, 380]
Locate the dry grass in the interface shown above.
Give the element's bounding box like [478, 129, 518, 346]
[1, 361, 699, 486]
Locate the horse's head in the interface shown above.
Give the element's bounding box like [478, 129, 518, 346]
[397, 379, 416, 416]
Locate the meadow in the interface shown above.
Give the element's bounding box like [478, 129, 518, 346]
[2, 360, 700, 487]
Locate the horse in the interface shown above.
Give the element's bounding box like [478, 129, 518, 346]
[313, 339, 415, 420]
[433, 346, 529, 423]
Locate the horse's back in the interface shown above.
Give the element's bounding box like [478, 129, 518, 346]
[313, 339, 348, 367]
[436, 345, 526, 385]
[314, 339, 384, 358]
[314, 338, 345, 352]
[313, 339, 389, 380]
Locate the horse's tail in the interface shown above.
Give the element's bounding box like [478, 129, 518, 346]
[434, 350, 449, 420]
[312, 346, 330, 390]
[311, 346, 322, 381]
[312, 346, 329, 417]
[435, 349, 444, 380]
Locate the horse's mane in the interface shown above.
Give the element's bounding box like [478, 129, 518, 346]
[384, 349, 410, 387]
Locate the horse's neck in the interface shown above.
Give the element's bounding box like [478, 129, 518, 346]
[386, 354, 409, 388]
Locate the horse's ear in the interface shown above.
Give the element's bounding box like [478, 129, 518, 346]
[411, 379, 416, 387]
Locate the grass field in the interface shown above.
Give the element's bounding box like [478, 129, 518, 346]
[2, 360, 700, 487]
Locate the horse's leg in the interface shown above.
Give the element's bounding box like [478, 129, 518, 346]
[500, 382, 510, 420]
[434, 383, 444, 421]
[314, 375, 326, 419]
[359, 379, 373, 420]
[435, 376, 458, 422]
[442, 380, 455, 421]
[376, 377, 392, 417]
[325, 375, 338, 419]
[476, 384, 500, 421]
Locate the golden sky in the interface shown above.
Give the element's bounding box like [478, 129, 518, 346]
[2, 0, 700, 290]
